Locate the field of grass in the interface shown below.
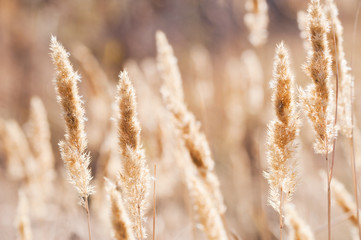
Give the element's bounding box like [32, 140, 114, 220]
[1, 0, 361, 239]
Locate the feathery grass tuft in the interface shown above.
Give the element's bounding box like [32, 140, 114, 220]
[186, 174, 228, 240]
[156, 31, 184, 102]
[300, 1, 335, 239]
[50, 36, 93, 240]
[157, 31, 227, 238]
[265, 42, 299, 239]
[106, 179, 135, 240]
[244, 0, 269, 47]
[116, 71, 151, 240]
[50, 36, 94, 206]
[300, 0, 335, 155]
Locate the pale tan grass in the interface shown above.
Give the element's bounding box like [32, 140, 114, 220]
[156, 31, 184, 102]
[72, 43, 112, 98]
[50, 36, 94, 206]
[26, 96, 55, 199]
[50, 36, 93, 240]
[186, 173, 228, 240]
[285, 204, 315, 240]
[331, 178, 359, 227]
[244, 0, 269, 47]
[116, 71, 151, 240]
[300, 0, 334, 155]
[0, 119, 31, 180]
[324, 0, 353, 138]
[157, 35, 226, 214]
[324, 0, 360, 237]
[265, 42, 299, 240]
[73, 43, 113, 148]
[297, 11, 311, 52]
[300, 1, 335, 239]
[15, 189, 32, 240]
[157, 31, 227, 238]
[106, 179, 135, 240]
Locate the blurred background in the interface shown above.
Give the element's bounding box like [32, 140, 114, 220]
[1, 0, 361, 239]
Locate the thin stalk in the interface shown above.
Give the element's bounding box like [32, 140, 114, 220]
[85, 197, 92, 240]
[329, 25, 339, 182]
[350, 3, 361, 239]
[350, 137, 361, 239]
[153, 164, 157, 240]
[279, 187, 283, 240]
[326, 144, 331, 240]
[326, 24, 340, 240]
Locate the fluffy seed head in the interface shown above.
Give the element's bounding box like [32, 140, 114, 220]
[300, 0, 335, 154]
[156, 31, 184, 102]
[50, 36, 94, 206]
[265, 42, 299, 212]
[324, 0, 353, 138]
[187, 175, 228, 240]
[158, 32, 226, 215]
[244, 0, 269, 47]
[106, 180, 135, 240]
[116, 71, 151, 239]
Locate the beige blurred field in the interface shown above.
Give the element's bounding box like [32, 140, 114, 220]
[1, 0, 361, 239]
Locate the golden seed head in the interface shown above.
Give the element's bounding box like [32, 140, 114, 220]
[50, 36, 94, 206]
[266, 42, 299, 213]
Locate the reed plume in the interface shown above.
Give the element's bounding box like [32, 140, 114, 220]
[324, 0, 360, 237]
[297, 11, 311, 52]
[156, 31, 184, 102]
[15, 190, 32, 240]
[27, 96, 55, 194]
[300, 0, 334, 155]
[50, 36, 94, 205]
[331, 177, 359, 227]
[157, 31, 227, 237]
[0, 119, 31, 180]
[50, 36, 93, 240]
[244, 0, 269, 47]
[300, 1, 334, 238]
[265, 42, 299, 239]
[1, 117, 50, 218]
[116, 71, 150, 240]
[161, 72, 226, 215]
[107, 179, 135, 240]
[324, 0, 353, 138]
[285, 204, 315, 240]
[20, 96, 55, 219]
[186, 174, 228, 240]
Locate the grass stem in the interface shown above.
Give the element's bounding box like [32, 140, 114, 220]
[85, 197, 92, 240]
